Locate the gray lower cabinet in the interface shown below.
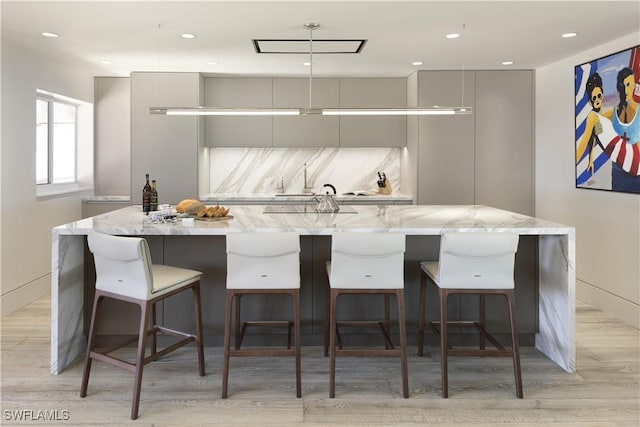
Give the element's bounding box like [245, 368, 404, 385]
[87, 235, 538, 347]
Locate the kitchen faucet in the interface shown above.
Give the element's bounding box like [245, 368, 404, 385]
[304, 163, 314, 193]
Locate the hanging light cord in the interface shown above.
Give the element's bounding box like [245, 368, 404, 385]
[306, 24, 317, 109]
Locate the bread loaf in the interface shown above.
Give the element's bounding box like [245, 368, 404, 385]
[176, 199, 205, 214]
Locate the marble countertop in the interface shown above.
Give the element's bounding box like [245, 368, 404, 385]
[54, 204, 573, 237]
[82, 195, 131, 202]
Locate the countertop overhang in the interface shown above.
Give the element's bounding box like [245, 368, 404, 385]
[54, 204, 573, 237]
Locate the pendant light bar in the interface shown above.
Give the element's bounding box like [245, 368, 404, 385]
[150, 107, 300, 116]
[150, 22, 472, 117]
[150, 107, 471, 116]
[321, 107, 471, 116]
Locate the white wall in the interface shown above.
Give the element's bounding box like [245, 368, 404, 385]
[535, 32, 640, 328]
[1, 39, 95, 315]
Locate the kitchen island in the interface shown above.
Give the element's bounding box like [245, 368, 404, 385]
[51, 204, 575, 375]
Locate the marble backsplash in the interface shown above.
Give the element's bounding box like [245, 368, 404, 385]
[208, 147, 401, 195]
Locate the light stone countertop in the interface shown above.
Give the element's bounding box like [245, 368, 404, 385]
[54, 204, 573, 236]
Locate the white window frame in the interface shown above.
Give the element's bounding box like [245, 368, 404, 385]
[36, 89, 94, 198]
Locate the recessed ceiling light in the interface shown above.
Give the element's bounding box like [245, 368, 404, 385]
[502, 61, 514, 66]
[181, 33, 196, 39]
[208, 61, 219, 65]
[41, 32, 59, 38]
[100, 60, 112, 65]
[412, 61, 423, 66]
[446, 33, 460, 39]
[561, 32, 578, 38]
[302, 62, 313, 66]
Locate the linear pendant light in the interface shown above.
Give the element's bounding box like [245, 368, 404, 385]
[149, 23, 472, 117]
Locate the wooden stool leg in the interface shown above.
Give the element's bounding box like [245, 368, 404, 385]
[131, 301, 150, 420]
[479, 294, 486, 350]
[80, 293, 103, 398]
[383, 294, 391, 349]
[418, 272, 427, 357]
[440, 288, 449, 398]
[151, 301, 157, 355]
[222, 290, 234, 399]
[324, 282, 330, 357]
[234, 294, 242, 350]
[506, 290, 523, 398]
[329, 289, 338, 398]
[293, 289, 302, 398]
[193, 282, 205, 377]
[396, 290, 409, 398]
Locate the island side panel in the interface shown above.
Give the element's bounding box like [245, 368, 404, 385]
[51, 234, 86, 374]
[536, 233, 576, 373]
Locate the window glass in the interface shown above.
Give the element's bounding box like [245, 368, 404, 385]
[52, 102, 76, 183]
[36, 97, 77, 185]
[36, 99, 49, 184]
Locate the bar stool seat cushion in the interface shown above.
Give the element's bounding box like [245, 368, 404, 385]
[151, 264, 202, 294]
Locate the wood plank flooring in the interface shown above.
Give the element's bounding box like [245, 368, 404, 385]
[1, 295, 638, 426]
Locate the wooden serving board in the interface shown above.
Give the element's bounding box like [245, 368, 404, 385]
[195, 215, 234, 222]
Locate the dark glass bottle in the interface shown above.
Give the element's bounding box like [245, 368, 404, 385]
[142, 174, 151, 214]
[150, 180, 158, 211]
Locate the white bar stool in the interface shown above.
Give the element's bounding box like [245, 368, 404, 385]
[418, 232, 523, 398]
[222, 232, 301, 398]
[80, 231, 205, 420]
[326, 232, 408, 398]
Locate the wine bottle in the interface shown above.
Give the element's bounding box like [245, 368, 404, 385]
[142, 174, 151, 214]
[150, 180, 158, 211]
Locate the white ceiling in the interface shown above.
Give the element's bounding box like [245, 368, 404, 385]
[2, 1, 639, 78]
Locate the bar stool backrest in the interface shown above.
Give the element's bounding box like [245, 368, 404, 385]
[226, 232, 301, 289]
[329, 232, 405, 289]
[87, 231, 153, 300]
[437, 232, 519, 290]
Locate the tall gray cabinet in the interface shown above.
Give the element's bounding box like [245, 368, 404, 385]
[130, 72, 202, 204]
[409, 70, 534, 216]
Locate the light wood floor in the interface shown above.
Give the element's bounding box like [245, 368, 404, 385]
[1, 295, 638, 426]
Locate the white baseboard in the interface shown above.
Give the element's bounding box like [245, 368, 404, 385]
[577, 279, 639, 329]
[1, 275, 50, 317]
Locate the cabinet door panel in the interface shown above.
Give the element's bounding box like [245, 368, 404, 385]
[273, 116, 339, 147]
[417, 71, 475, 204]
[273, 78, 339, 147]
[339, 78, 407, 147]
[204, 78, 273, 147]
[131, 72, 200, 204]
[475, 71, 533, 215]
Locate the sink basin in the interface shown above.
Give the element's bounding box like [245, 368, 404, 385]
[264, 205, 357, 214]
[274, 193, 314, 197]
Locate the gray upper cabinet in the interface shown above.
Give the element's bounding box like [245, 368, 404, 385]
[475, 71, 533, 215]
[272, 78, 339, 147]
[339, 78, 407, 147]
[204, 78, 273, 147]
[416, 71, 476, 205]
[130, 72, 201, 204]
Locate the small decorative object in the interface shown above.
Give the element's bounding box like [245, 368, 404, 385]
[377, 171, 392, 195]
